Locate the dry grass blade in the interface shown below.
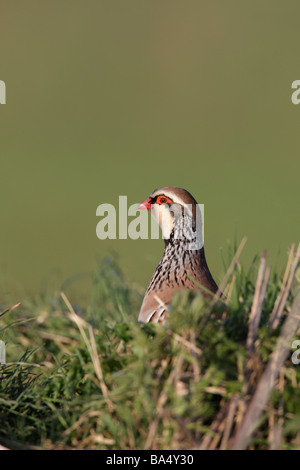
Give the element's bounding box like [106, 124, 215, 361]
[168, 330, 203, 357]
[225, 274, 236, 306]
[231, 286, 300, 450]
[268, 370, 284, 450]
[63, 409, 115, 446]
[246, 252, 271, 351]
[144, 354, 184, 450]
[269, 244, 295, 327]
[198, 399, 232, 450]
[60, 291, 114, 412]
[270, 243, 300, 330]
[215, 236, 248, 303]
[268, 421, 283, 450]
[220, 394, 239, 450]
[0, 302, 21, 319]
[154, 294, 168, 312]
[198, 237, 247, 330]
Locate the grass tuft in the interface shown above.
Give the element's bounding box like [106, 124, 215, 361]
[0, 244, 300, 450]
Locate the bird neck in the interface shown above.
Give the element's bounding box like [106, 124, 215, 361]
[163, 213, 203, 252]
[163, 233, 204, 266]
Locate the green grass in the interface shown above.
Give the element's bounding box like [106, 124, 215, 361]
[0, 243, 300, 450]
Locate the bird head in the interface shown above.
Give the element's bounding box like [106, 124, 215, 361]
[139, 186, 203, 250]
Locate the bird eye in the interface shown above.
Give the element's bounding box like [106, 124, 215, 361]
[156, 195, 172, 205]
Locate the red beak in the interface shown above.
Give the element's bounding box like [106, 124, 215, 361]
[139, 197, 152, 210]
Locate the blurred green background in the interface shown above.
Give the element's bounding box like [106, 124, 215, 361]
[0, 1, 299, 301]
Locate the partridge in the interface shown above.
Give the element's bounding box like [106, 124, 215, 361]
[138, 186, 219, 324]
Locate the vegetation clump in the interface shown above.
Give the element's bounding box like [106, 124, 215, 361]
[0, 242, 300, 450]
